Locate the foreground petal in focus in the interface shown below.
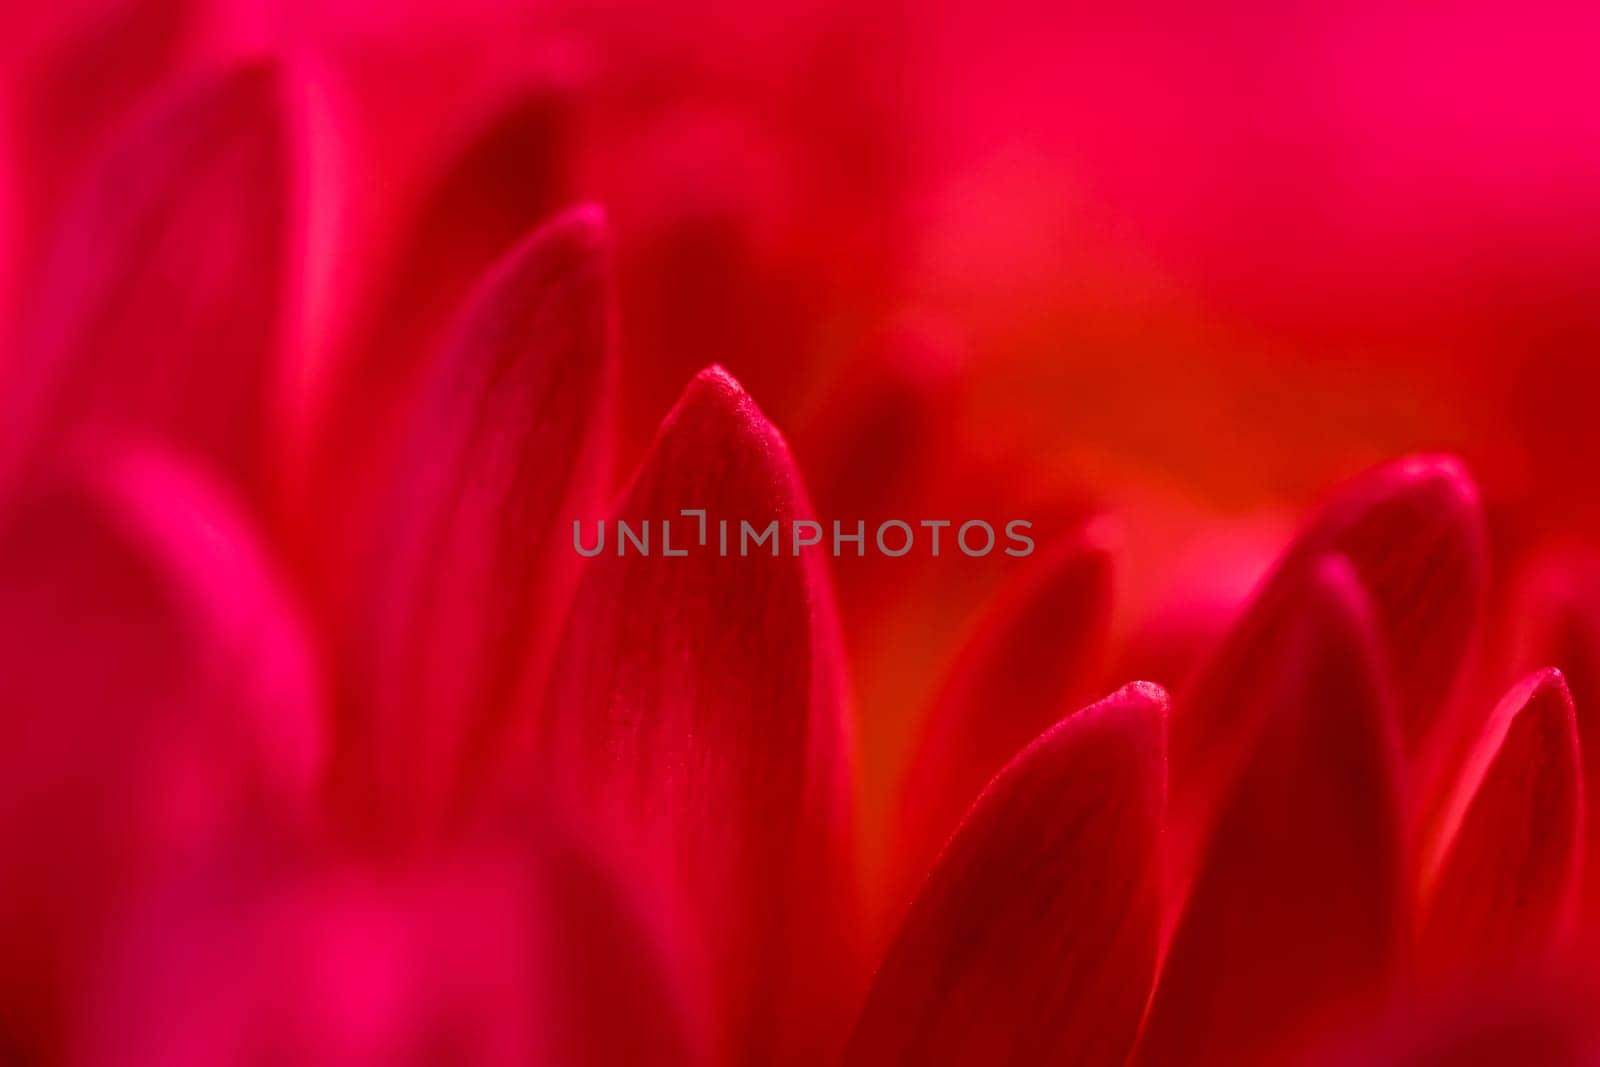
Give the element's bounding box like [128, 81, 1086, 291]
[339, 206, 614, 842]
[891, 526, 1112, 907]
[6, 63, 295, 501]
[539, 366, 855, 1063]
[1174, 456, 1486, 845]
[1418, 669, 1584, 979]
[846, 682, 1166, 1067]
[1136, 558, 1406, 1065]
[0, 452, 322, 1059]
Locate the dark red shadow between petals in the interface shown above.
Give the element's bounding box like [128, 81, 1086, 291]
[1136, 557, 1406, 1066]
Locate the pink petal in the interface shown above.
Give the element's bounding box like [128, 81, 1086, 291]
[78, 829, 701, 1066]
[1418, 669, 1584, 978]
[1135, 557, 1406, 1065]
[1175, 455, 1486, 832]
[335, 206, 614, 843]
[0, 451, 322, 1059]
[306, 85, 575, 548]
[538, 366, 856, 1062]
[890, 526, 1112, 908]
[8, 64, 296, 501]
[846, 683, 1166, 1067]
[12, 0, 195, 234]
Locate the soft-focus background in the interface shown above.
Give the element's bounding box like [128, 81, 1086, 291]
[4, 0, 1598, 992]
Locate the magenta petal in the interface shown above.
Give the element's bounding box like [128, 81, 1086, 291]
[337, 206, 614, 842]
[308, 85, 575, 545]
[891, 527, 1112, 907]
[846, 683, 1166, 1067]
[539, 366, 855, 1062]
[78, 831, 700, 1065]
[8, 64, 295, 501]
[1419, 669, 1584, 978]
[1136, 557, 1406, 1065]
[0, 451, 322, 1059]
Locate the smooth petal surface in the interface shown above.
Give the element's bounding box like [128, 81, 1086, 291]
[308, 84, 575, 542]
[0, 452, 321, 1060]
[8, 64, 295, 500]
[1300, 974, 1600, 1066]
[1136, 557, 1406, 1066]
[891, 526, 1112, 905]
[1175, 455, 1486, 829]
[1419, 669, 1584, 977]
[539, 366, 855, 1063]
[846, 682, 1166, 1067]
[1516, 553, 1600, 925]
[77, 829, 700, 1066]
[338, 206, 614, 842]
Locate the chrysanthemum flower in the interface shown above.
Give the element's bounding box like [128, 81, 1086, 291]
[3, 5, 1600, 1066]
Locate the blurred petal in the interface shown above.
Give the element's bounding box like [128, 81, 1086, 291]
[846, 683, 1165, 1067]
[1176, 455, 1486, 827]
[13, 0, 195, 231]
[8, 64, 296, 500]
[1419, 669, 1584, 977]
[0, 451, 321, 1059]
[890, 525, 1112, 905]
[78, 829, 700, 1066]
[1300, 972, 1600, 1067]
[338, 206, 614, 842]
[1136, 557, 1405, 1065]
[309, 84, 575, 538]
[1514, 552, 1600, 925]
[539, 366, 855, 1062]
[361, 84, 573, 369]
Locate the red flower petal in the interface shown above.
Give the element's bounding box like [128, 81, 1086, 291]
[1175, 456, 1486, 830]
[336, 206, 614, 842]
[78, 829, 701, 1065]
[1418, 669, 1584, 978]
[538, 366, 855, 1062]
[0, 452, 322, 1059]
[890, 526, 1112, 908]
[846, 682, 1166, 1067]
[307, 85, 574, 544]
[7, 64, 295, 501]
[14, 0, 194, 233]
[1301, 973, 1600, 1066]
[1136, 557, 1405, 1065]
[1515, 553, 1600, 926]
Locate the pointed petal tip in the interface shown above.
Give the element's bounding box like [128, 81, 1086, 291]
[1511, 665, 1573, 707]
[1381, 452, 1485, 522]
[1010, 680, 1168, 791]
[1109, 679, 1171, 715]
[658, 365, 786, 458]
[852, 678, 1166, 1065]
[689, 363, 749, 400]
[1420, 665, 1584, 972]
[533, 201, 611, 249]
